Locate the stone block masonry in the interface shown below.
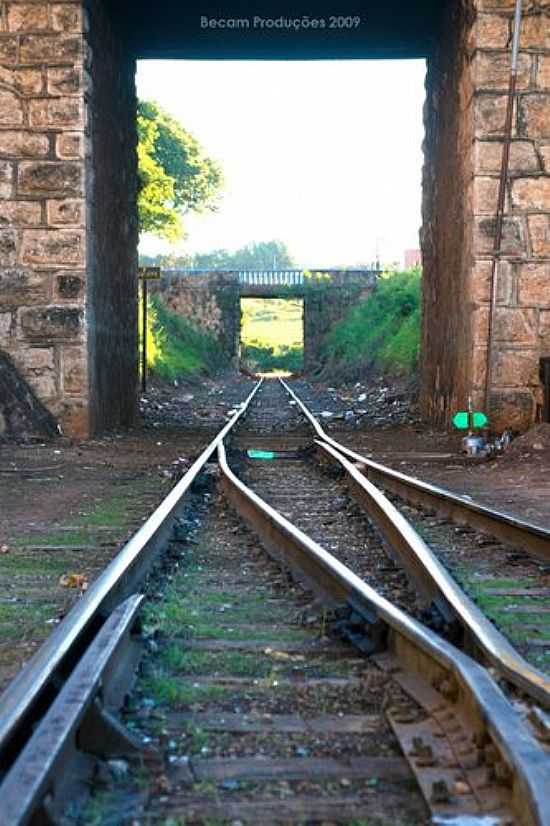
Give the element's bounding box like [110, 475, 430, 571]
[421, 0, 550, 431]
[0, 0, 137, 438]
[0, 348, 59, 439]
[149, 270, 377, 373]
[150, 272, 242, 364]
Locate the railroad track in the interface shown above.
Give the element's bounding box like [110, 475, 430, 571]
[0, 377, 549, 825]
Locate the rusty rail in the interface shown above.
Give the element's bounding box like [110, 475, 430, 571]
[0, 379, 263, 777]
[278, 378, 550, 707]
[316, 439, 550, 708]
[218, 438, 550, 826]
[1, 595, 144, 826]
[280, 378, 550, 564]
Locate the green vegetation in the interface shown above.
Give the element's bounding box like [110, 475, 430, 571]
[455, 571, 550, 671]
[193, 239, 294, 270]
[160, 646, 273, 678]
[13, 479, 154, 548]
[322, 267, 421, 379]
[138, 99, 223, 240]
[140, 677, 228, 706]
[0, 479, 162, 649]
[139, 238, 294, 271]
[241, 342, 303, 373]
[240, 297, 304, 373]
[141, 294, 226, 381]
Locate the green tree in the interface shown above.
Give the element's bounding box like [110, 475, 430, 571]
[138, 100, 223, 240]
[193, 240, 294, 270]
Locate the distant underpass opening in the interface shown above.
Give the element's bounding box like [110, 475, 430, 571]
[240, 298, 304, 375]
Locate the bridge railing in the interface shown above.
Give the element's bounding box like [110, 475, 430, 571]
[238, 270, 305, 286]
[158, 267, 382, 285]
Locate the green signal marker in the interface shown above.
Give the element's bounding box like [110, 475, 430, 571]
[452, 411, 488, 429]
[472, 412, 488, 427]
[452, 412, 469, 429]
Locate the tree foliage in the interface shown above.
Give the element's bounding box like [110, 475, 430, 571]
[137, 100, 224, 240]
[193, 240, 294, 270]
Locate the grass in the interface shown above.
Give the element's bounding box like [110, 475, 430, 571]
[0, 554, 72, 576]
[136, 540, 314, 713]
[80, 790, 121, 826]
[179, 623, 307, 642]
[0, 480, 165, 656]
[12, 479, 155, 549]
[141, 294, 227, 381]
[144, 583, 291, 636]
[455, 571, 550, 661]
[140, 677, 229, 706]
[160, 646, 272, 678]
[240, 297, 304, 373]
[0, 599, 58, 638]
[322, 267, 421, 379]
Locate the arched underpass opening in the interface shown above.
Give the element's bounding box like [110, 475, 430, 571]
[240, 298, 304, 375]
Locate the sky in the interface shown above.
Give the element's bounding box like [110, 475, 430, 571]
[136, 59, 426, 268]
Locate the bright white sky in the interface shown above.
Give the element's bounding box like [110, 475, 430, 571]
[136, 59, 426, 268]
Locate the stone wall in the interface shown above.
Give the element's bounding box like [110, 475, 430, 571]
[0, 0, 89, 436]
[303, 271, 376, 372]
[471, 0, 550, 429]
[421, 0, 550, 431]
[0, 348, 59, 439]
[0, 0, 137, 438]
[150, 272, 242, 363]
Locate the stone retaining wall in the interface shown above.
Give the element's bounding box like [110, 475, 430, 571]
[149, 272, 241, 363]
[0, 0, 137, 438]
[0, 347, 59, 439]
[421, 0, 550, 430]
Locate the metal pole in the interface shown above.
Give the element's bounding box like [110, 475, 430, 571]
[141, 279, 147, 394]
[484, 0, 523, 413]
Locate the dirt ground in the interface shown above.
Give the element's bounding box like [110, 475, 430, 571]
[0, 373, 255, 692]
[1, 370, 549, 694]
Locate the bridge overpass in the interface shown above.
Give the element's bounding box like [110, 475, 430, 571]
[0, 0, 549, 437]
[150, 268, 379, 372]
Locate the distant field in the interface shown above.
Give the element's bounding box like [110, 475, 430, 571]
[240, 298, 304, 351]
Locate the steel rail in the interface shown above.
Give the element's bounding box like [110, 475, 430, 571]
[316, 439, 550, 708]
[2, 595, 144, 826]
[278, 379, 550, 706]
[0, 379, 263, 773]
[218, 439, 550, 826]
[279, 378, 550, 564]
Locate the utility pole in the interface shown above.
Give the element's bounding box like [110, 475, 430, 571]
[138, 266, 161, 394]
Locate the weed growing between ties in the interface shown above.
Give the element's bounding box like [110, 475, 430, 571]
[455, 571, 550, 671]
[139, 294, 227, 381]
[322, 267, 421, 380]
